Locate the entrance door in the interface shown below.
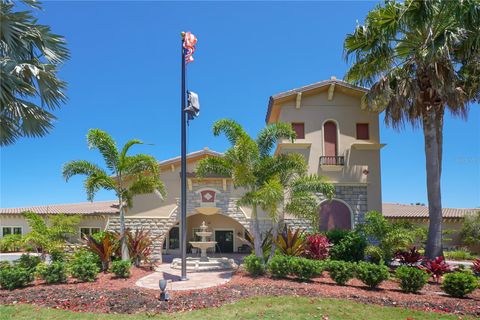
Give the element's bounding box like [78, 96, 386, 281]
[215, 230, 234, 253]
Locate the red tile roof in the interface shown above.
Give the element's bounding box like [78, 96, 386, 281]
[382, 203, 477, 219]
[0, 200, 119, 215]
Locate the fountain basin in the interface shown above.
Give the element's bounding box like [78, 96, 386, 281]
[170, 257, 237, 272]
[189, 241, 216, 250]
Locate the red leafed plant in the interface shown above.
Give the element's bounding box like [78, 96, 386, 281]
[126, 228, 161, 267]
[83, 231, 118, 272]
[305, 234, 331, 260]
[395, 246, 423, 266]
[421, 256, 452, 283]
[473, 258, 480, 276]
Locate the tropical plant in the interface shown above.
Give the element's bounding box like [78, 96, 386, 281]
[441, 271, 478, 298]
[395, 247, 423, 266]
[124, 228, 161, 267]
[356, 262, 390, 289]
[325, 229, 351, 245]
[63, 129, 166, 260]
[344, 0, 480, 259]
[421, 256, 452, 283]
[0, 234, 24, 252]
[274, 226, 305, 257]
[0, 0, 70, 146]
[244, 229, 272, 262]
[304, 234, 331, 260]
[461, 211, 480, 250]
[358, 211, 419, 261]
[329, 231, 367, 262]
[83, 231, 118, 272]
[21, 212, 80, 259]
[472, 258, 480, 276]
[196, 119, 333, 260]
[395, 266, 429, 294]
[364, 245, 384, 265]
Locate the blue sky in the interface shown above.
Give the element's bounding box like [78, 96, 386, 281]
[1, 1, 479, 209]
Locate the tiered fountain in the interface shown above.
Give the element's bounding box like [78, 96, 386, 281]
[171, 221, 237, 272]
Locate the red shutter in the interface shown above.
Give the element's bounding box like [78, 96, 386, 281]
[291, 123, 305, 139]
[356, 123, 369, 140]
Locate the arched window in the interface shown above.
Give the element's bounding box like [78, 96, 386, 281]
[323, 121, 338, 158]
[319, 199, 352, 231]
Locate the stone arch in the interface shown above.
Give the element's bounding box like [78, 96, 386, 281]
[318, 198, 353, 231]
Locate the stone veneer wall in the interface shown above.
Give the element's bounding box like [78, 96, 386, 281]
[107, 184, 367, 258]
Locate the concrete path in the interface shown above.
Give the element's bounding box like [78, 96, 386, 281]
[136, 263, 233, 291]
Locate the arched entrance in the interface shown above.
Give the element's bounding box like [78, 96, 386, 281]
[319, 199, 352, 231]
[163, 212, 249, 254]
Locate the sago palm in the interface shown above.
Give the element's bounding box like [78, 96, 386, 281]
[63, 129, 166, 260]
[0, 0, 69, 146]
[196, 119, 333, 260]
[343, 0, 480, 258]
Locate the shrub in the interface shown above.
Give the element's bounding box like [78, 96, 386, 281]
[267, 254, 291, 278]
[365, 245, 384, 264]
[395, 247, 423, 266]
[0, 266, 34, 290]
[69, 255, 100, 282]
[15, 254, 41, 272]
[330, 232, 367, 262]
[395, 266, 429, 293]
[356, 262, 389, 289]
[36, 261, 67, 284]
[111, 260, 131, 278]
[124, 228, 161, 267]
[50, 250, 66, 263]
[325, 229, 350, 245]
[274, 226, 305, 257]
[244, 254, 265, 277]
[289, 257, 318, 281]
[421, 256, 452, 283]
[328, 260, 355, 285]
[472, 258, 480, 276]
[461, 211, 480, 250]
[305, 234, 330, 260]
[442, 271, 478, 298]
[444, 249, 476, 261]
[0, 234, 23, 252]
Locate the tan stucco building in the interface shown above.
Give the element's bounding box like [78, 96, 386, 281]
[1, 78, 388, 256]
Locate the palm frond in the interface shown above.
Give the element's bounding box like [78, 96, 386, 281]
[119, 139, 143, 162]
[212, 119, 247, 144]
[257, 122, 296, 157]
[86, 129, 119, 172]
[62, 160, 106, 181]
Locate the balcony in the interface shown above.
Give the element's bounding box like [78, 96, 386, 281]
[320, 156, 345, 166]
[320, 156, 344, 171]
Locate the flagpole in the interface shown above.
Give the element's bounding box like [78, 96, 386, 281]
[180, 32, 188, 281]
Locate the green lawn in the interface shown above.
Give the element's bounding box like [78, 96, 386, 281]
[0, 296, 470, 320]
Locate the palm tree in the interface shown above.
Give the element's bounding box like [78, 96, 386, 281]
[196, 119, 334, 259]
[1, 0, 69, 146]
[343, 0, 479, 259]
[63, 129, 166, 260]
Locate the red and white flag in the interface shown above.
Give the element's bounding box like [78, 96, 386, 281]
[183, 32, 197, 63]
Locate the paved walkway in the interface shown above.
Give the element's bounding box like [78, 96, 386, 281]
[135, 263, 233, 291]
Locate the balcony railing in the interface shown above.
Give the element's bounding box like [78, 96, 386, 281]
[320, 156, 345, 166]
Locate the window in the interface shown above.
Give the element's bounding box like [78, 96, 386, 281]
[2, 227, 22, 237]
[169, 227, 179, 249]
[291, 123, 305, 139]
[80, 227, 101, 238]
[356, 123, 369, 140]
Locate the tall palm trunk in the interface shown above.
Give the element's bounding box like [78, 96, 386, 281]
[423, 110, 443, 259]
[118, 196, 130, 261]
[251, 206, 264, 261]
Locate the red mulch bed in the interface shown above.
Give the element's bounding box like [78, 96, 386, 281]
[1, 268, 479, 317]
